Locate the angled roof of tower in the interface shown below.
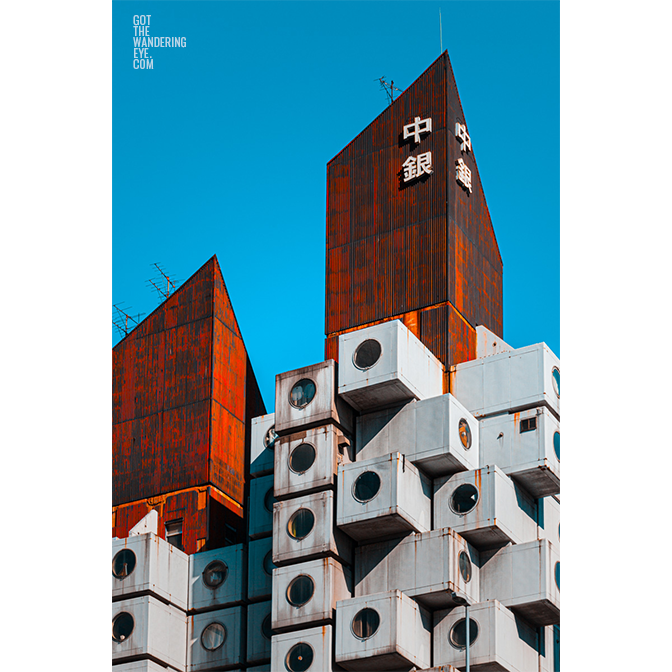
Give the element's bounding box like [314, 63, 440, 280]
[325, 51, 503, 370]
[113, 255, 266, 513]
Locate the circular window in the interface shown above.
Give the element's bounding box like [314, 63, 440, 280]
[553, 431, 560, 461]
[289, 379, 316, 409]
[289, 443, 316, 474]
[555, 561, 560, 590]
[552, 367, 560, 398]
[202, 560, 228, 588]
[449, 617, 479, 649]
[261, 613, 272, 640]
[353, 339, 382, 370]
[287, 575, 315, 607]
[112, 549, 137, 579]
[201, 622, 226, 651]
[112, 612, 134, 643]
[264, 425, 278, 450]
[450, 484, 479, 514]
[352, 608, 380, 640]
[353, 471, 381, 503]
[264, 487, 276, 513]
[458, 551, 472, 583]
[458, 418, 472, 450]
[287, 508, 315, 540]
[263, 550, 275, 576]
[286, 642, 314, 672]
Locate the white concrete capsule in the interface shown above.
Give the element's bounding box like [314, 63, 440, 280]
[248, 536, 275, 602]
[112, 595, 187, 671]
[249, 474, 276, 540]
[354, 528, 479, 609]
[338, 319, 444, 412]
[450, 342, 560, 419]
[250, 413, 277, 478]
[188, 543, 245, 612]
[112, 532, 189, 611]
[433, 466, 538, 549]
[480, 539, 560, 625]
[274, 425, 353, 500]
[272, 557, 353, 632]
[537, 495, 560, 550]
[479, 407, 560, 497]
[335, 590, 431, 671]
[271, 624, 339, 672]
[539, 624, 561, 672]
[247, 600, 273, 665]
[186, 605, 245, 671]
[337, 453, 431, 541]
[356, 393, 479, 476]
[113, 661, 183, 672]
[273, 490, 353, 566]
[275, 360, 355, 436]
[433, 600, 540, 672]
[475, 325, 513, 359]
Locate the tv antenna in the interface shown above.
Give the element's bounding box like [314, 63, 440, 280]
[113, 303, 145, 338]
[146, 262, 180, 302]
[376, 76, 402, 105]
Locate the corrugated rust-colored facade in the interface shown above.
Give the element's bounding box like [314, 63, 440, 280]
[112, 256, 266, 553]
[325, 51, 503, 371]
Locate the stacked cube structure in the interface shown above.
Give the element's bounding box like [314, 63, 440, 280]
[267, 319, 560, 672]
[112, 319, 560, 671]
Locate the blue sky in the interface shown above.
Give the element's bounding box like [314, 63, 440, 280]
[113, 1, 559, 411]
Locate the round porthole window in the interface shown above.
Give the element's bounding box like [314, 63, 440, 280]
[553, 431, 560, 460]
[552, 367, 560, 398]
[289, 379, 316, 409]
[353, 471, 381, 503]
[112, 549, 136, 579]
[352, 608, 380, 640]
[261, 613, 272, 640]
[286, 642, 314, 672]
[289, 443, 316, 474]
[112, 612, 134, 643]
[264, 487, 276, 513]
[458, 551, 472, 582]
[287, 508, 315, 540]
[263, 550, 275, 576]
[202, 560, 228, 588]
[264, 425, 278, 450]
[555, 561, 560, 590]
[458, 418, 472, 450]
[449, 618, 479, 649]
[450, 484, 479, 514]
[201, 622, 226, 651]
[353, 339, 382, 370]
[287, 575, 315, 607]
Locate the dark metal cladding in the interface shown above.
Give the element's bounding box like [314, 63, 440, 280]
[113, 256, 266, 537]
[325, 52, 503, 369]
[112, 486, 246, 554]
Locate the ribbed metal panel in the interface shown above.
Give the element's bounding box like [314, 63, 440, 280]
[113, 256, 266, 518]
[325, 52, 502, 369]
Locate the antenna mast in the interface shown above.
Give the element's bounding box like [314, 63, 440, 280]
[146, 262, 180, 303]
[376, 76, 403, 106]
[113, 303, 145, 338]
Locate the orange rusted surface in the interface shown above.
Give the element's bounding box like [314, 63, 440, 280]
[325, 52, 502, 371]
[112, 485, 245, 554]
[325, 300, 477, 373]
[113, 255, 265, 547]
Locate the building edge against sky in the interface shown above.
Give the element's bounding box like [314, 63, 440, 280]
[112, 50, 559, 671]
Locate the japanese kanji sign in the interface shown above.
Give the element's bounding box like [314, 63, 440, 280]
[403, 116, 432, 144]
[455, 122, 471, 153]
[455, 158, 472, 193]
[402, 152, 433, 182]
